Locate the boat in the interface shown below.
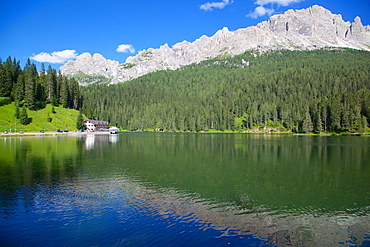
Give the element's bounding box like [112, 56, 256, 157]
[109, 126, 119, 134]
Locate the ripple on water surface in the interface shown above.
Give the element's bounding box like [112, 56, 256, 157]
[0, 175, 273, 246]
[1, 134, 370, 246]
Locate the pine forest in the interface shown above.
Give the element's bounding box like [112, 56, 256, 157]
[80, 49, 370, 133]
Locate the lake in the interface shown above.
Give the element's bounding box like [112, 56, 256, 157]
[0, 133, 369, 246]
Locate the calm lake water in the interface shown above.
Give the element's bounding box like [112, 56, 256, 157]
[0, 133, 369, 246]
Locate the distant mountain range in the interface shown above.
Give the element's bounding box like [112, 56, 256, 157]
[60, 5, 370, 85]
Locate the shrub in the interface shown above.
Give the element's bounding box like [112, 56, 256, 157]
[20, 107, 32, 125]
[0, 97, 11, 106]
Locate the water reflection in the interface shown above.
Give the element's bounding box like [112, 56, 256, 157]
[109, 134, 119, 143]
[0, 134, 369, 246]
[85, 134, 95, 150]
[83, 133, 119, 150]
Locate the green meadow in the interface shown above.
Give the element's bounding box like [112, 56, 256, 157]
[0, 102, 84, 132]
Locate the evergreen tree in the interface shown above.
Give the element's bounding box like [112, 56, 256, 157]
[60, 77, 69, 108]
[13, 75, 25, 104]
[47, 112, 52, 122]
[302, 107, 313, 133]
[23, 58, 38, 110]
[69, 78, 80, 109]
[0, 60, 8, 97]
[47, 66, 57, 105]
[313, 105, 322, 133]
[76, 111, 84, 130]
[328, 96, 341, 132]
[56, 72, 64, 105]
[37, 63, 47, 102]
[320, 99, 329, 132]
[0, 56, 20, 98]
[358, 116, 367, 133]
[19, 107, 30, 125]
[14, 105, 20, 119]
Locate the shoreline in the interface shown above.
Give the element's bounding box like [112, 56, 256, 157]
[1, 130, 368, 138]
[0, 131, 113, 137]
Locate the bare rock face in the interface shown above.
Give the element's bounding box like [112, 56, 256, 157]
[60, 5, 370, 85]
[61, 53, 119, 84]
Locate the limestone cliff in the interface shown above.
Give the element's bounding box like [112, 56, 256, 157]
[61, 5, 370, 85]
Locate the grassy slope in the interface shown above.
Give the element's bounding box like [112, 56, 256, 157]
[0, 103, 85, 132]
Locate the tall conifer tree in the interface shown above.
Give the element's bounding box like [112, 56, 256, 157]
[47, 66, 57, 105]
[76, 111, 84, 130]
[14, 75, 25, 104]
[302, 108, 313, 133]
[23, 59, 38, 110]
[19, 107, 30, 125]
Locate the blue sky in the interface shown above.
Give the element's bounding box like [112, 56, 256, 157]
[1, 0, 369, 71]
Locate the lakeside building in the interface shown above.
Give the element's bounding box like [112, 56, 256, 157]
[84, 119, 109, 131]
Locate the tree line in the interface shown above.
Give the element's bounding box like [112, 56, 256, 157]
[0, 57, 81, 124]
[80, 49, 370, 133]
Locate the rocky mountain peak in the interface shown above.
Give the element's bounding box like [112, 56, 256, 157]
[62, 52, 119, 83]
[61, 5, 370, 85]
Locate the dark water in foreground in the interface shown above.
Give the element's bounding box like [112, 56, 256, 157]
[0, 133, 369, 246]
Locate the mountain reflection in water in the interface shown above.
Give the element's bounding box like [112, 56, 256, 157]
[0, 133, 369, 246]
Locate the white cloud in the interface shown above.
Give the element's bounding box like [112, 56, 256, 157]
[200, 0, 232, 11]
[248, 5, 274, 18]
[116, 44, 135, 53]
[248, 0, 303, 18]
[30, 49, 78, 64]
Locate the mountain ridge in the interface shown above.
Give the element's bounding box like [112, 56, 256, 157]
[61, 5, 370, 85]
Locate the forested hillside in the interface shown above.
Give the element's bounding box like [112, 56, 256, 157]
[0, 57, 82, 130]
[0, 57, 81, 111]
[80, 49, 370, 133]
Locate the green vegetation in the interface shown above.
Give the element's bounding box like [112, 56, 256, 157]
[0, 103, 84, 132]
[119, 63, 136, 69]
[80, 49, 370, 133]
[0, 57, 81, 110]
[0, 56, 86, 132]
[219, 47, 229, 52]
[141, 51, 153, 57]
[67, 70, 111, 84]
[0, 97, 11, 106]
[76, 111, 84, 130]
